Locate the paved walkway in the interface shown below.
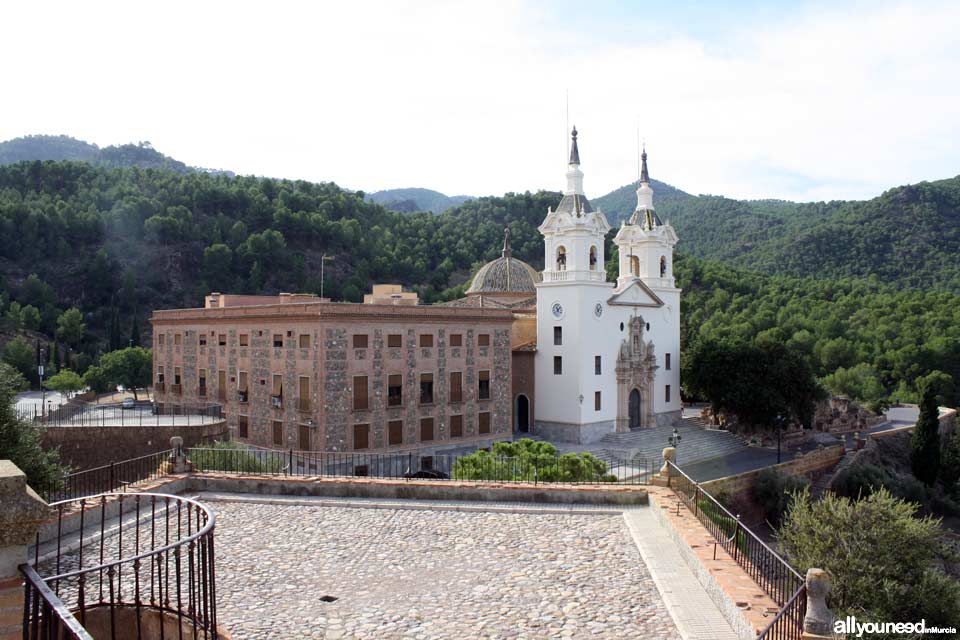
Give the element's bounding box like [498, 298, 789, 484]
[192, 492, 740, 639]
[624, 509, 740, 640]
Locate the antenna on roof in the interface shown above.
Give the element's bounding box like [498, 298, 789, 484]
[565, 89, 570, 171]
[637, 122, 641, 183]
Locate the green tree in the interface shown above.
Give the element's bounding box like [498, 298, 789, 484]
[779, 488, 960, 631]
[4, 301, 22, 328]
[99, 347, 152, 400]
[0, 362, 66, 493]
[45, 369, 84, 398]
[82, 365, 112, 395]
[941, 429, 960, 495]
[911, 384, 941, 486]
[203, 243, 234, 292]
[129, 311, 141, 347]
[19, 304, 40, 330]
[56, 308, 86, 348]
[452, 438, 614, 483]
[2, 337, 36, 384]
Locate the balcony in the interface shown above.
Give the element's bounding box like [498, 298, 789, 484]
[170, 383, 182, 395]
[237, 389, 249, 403]
[297, 397, 311, 413]
[154, 381, 165, 393]
[542, 269, 606, 283]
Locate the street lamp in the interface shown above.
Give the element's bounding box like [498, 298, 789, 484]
[774, 413, 788, 464]
[668, 427, 682, 448]
[320, 253, 334, 300]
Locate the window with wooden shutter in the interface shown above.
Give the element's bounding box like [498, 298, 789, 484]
[420, 417, 434, 442]
[388, 374, 403, 407]
[419, 334, 433, 348]
[273, 334, 283, 348]
[478, 370, 490, 400]
[450, 415, 463, 438]
[353, 376, 368, 410]
[298, 376, 310, 412]
[272, 420, 283, 445]
[449, 372, 462, 403]
[299, 334, 311, 348]
[449, 334, 462, 347]
[478, 333, 489, 347]
[594, 391, 601, 411]
[218, 334, 227, 346]
[198, 369, 207, 397]
[478, 412, 491, 434]
[353, 334, 368, 349]
[238, 415, 248, 438]
[239, 334, 249, 346]
[388, 420, 403, 446]
[419, 373, 434, 405]
[388, 334, 402, 348]
[272, 374, 283, 397]
[353, 424, 369, 450]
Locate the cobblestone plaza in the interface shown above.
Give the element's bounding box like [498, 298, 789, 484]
[210, 499, 681, 639]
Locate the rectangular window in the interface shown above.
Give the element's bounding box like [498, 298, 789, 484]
[595, 391, 601, 411]
[449, 333, 462, 347]
[353, 424, 369, 450]
[239, 333, 249, 346]
[174, 367, 182, 385]
[218, 370, 227, 401]
[450, 415, 463, 438]
[353, 375, 369, 411]
[665, 353, 672, 371]
[273, 334, 283, 348]
[553, 356, 562, 375]
[238, 371, 249, 391]
[388, 420, 403, 446]
[449, 372, 463, 403]
[352, 334, 368, 349]
[419, 373, 434, 405]
[419, 334, 433, 348]
[199, 334, 207, 346]
[299, 334, 311, 348]
[595, 355, 601, 375]
[388, 334, 402, 348]
[198, 369, 207, 396]
[299, 424, 310, 450]
[157, 366, 165, 383]
[478, 412, 491, 434]
[238, 415, 248, 438]
[298, 376, 310, 412]
[665, 385, 671, 403]
[272, 374, 283, 398]
[388, 374, 403, 407]
[420, 417, 434, 442]
[478, 333, 490, 347]
[478, 370, 490, 400]
[158, 334, 165, 346]
[272, 420, 283, 446]
[174, 333, 182, 346]
[218, 334, 227, 346]
[553, 326, 562, 346]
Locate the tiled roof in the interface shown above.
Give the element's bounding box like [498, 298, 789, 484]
[466, 256, 542, 295]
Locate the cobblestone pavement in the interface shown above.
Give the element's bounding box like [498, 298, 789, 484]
[210, 501, 681, 639]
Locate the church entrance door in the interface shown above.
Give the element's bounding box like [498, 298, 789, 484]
[516, 395, 530, 432]
[629, 389, 641, 430]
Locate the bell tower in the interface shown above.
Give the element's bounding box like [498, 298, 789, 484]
[614, 147, 678, 290]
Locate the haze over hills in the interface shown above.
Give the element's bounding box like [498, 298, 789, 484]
[366, 188, 474, 214]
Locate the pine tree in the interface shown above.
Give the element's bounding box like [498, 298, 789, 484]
[911, 385, 941, 486]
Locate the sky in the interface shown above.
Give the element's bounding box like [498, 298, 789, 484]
[2, 0, 959, 202]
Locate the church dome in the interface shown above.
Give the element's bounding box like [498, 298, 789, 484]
[466, 229, 542, 296]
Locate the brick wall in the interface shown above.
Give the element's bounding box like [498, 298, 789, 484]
[42, 421, 228, 471]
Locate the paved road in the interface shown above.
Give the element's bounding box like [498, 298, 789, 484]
[15, 390, 68, 414]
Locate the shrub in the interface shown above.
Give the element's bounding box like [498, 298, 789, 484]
[451, 438, 612, 483]
[753, 468, 810, 525]
[190, 441, 283, 474]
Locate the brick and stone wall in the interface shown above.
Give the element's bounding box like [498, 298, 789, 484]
[700, 444, 845, 498]
[42, 421, 227, 471]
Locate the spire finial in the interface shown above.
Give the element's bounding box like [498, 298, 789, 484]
[569, 126, 580, 165]
[640, 144, 649, 184]
[502, 226, 512, 258]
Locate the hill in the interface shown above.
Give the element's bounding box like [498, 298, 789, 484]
[366, 187, 473, 214]
[0, 135, 234, 176]
[594, 175, 960, 291]
[592, 178, 692, 220]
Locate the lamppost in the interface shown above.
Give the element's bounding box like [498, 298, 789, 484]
[320, 253, 334, 300]
[668, 427, 682, 448]
[774, 413, 788, 464]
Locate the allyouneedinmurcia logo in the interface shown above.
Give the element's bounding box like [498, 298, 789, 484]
[834, 616, 957, 637]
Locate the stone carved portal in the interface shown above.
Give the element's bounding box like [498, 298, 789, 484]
[616, 316, 657, 431]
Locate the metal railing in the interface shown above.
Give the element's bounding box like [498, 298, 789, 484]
[18, 402, 223, 428]
[38, 450, 173, 502]
[665, 461, 806, 639]
[23, 492, 218, 640]
[188, 446, 658, 485]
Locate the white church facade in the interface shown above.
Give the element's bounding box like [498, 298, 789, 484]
[533, 128, 682, 443]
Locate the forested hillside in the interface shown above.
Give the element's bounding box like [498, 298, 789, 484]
[0, 159, 956, 408]
[596, 176, 960, 290]
[366, 188, 473, 214]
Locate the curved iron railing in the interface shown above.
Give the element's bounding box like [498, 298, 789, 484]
[665, 460, 807, 640]
[22, 492, 218, 640]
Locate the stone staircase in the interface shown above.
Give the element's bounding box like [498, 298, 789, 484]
[810, 448, 856, 497]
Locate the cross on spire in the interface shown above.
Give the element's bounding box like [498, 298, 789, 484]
[502, 227, 512, 258]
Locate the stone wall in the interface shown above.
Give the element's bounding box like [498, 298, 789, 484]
[42, 421, 227, 471]
[814, 396, 883, 433]
[700, 444, 845, 498]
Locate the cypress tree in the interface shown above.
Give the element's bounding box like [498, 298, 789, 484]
[50, 341, 60, 375]
[129, 309, 141, 347]
[911, 385, 941, 486]
[941, 429, 960, 494]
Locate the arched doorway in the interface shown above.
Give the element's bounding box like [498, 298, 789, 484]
[629, 389, 641, 430]
[516, 394, 530, 432]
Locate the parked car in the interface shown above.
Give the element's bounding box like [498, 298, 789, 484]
[121, 398, 136, 410]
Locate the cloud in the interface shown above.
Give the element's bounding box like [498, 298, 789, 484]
[1, 0, 958, 202]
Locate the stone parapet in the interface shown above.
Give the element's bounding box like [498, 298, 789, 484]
[701, 444, 845, 498]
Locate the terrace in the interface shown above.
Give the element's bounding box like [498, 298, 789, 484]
[1, 442, 835, 640]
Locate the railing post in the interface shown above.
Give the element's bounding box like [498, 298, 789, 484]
[0, 461, 52, 639]
[288, 449, 293, 476]
[110, 462, 116, 493]
[733, 515, 741, 563]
